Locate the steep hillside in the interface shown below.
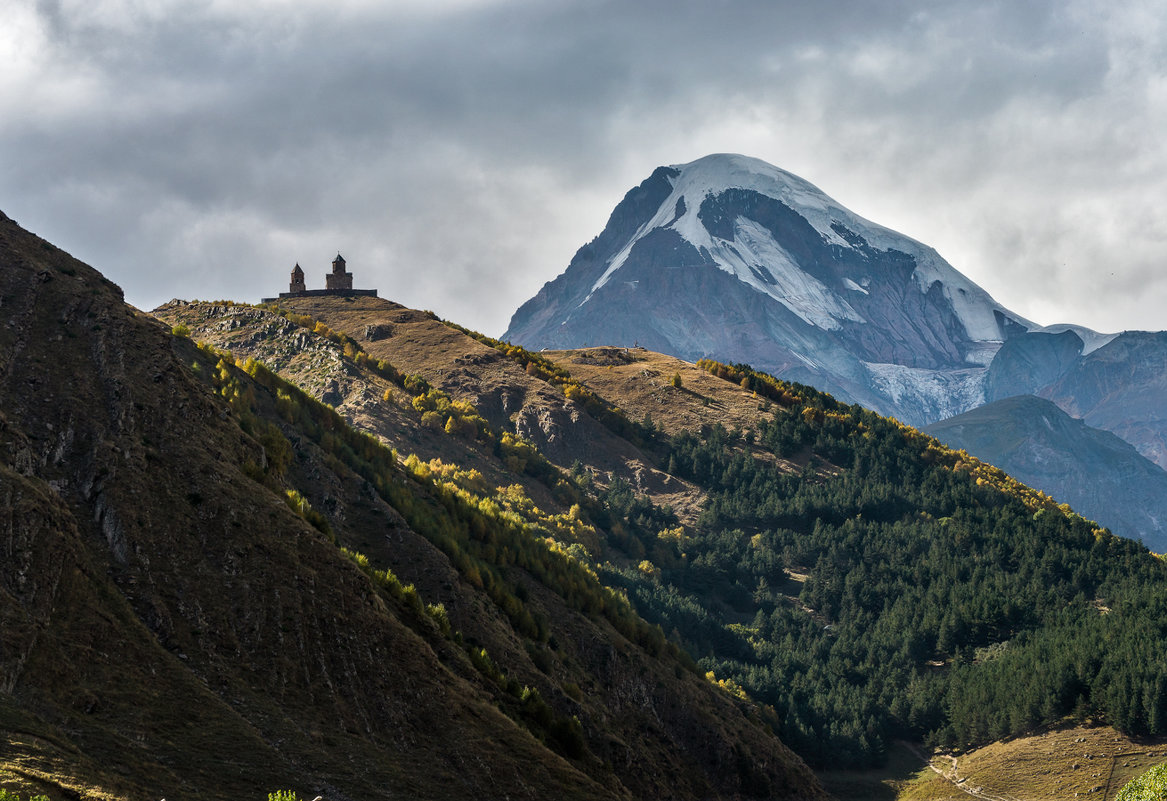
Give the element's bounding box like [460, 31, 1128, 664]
[1042, 332, 1167, 469]
[579, 361, 1167, 769]
[0, 211, 826, 801]
[926, 395, 1167, 550]
[155, 297, 698, 526]
[162, 292, 1167, 779]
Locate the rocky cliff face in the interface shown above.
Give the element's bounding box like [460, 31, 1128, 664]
[1040, 332, 1167, 470]
[983, 330, 1086, 402]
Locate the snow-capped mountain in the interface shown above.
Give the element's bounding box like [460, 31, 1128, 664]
[584, 155, 1020, 345]
[505, 154, 1033, 424]
[504, 153, 1167, 544]
[505, 153, 1167, 545]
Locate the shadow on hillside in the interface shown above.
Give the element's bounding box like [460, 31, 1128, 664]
[815, 741, 926, 801]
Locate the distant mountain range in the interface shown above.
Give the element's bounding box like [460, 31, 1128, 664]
[505, 154, 1167, 547]
[925, 395, 1167, 546]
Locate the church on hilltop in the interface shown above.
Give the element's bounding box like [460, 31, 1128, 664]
[262, 254, 378, 302]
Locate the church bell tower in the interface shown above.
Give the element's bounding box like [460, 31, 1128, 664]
[325, 253, 353, 291]
[289, 263, 306, 294]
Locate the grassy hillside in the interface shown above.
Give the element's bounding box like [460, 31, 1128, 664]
[0, 212, 825, 801]
[899, 724, 1167, 801]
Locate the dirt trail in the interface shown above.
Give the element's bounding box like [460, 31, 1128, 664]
[903, 743, 1022, 801]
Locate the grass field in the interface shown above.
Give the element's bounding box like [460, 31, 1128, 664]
[816, 723, 1167, 801]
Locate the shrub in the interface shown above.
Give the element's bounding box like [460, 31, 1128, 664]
[549, 715, 587, 759]
[402, 373, 430, 394]
[285, 489, 332, 536]
[0, 791, 50, 801]
[258, 423, 293, 477]
[1117, 763, 1167, 801]
[426, 602, 452, 636]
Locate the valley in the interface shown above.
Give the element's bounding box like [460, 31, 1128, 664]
[4, 167, 1167, 800]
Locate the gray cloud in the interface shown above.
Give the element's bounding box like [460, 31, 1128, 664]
[3, 0, 1167, 335]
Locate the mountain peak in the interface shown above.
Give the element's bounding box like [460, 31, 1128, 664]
[667, 153, 842, 211]
[505, 154, 1032, 423]
[668, 152, 830, 197]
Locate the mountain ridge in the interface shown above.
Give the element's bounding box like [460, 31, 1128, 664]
[925, 394, 1167, 550]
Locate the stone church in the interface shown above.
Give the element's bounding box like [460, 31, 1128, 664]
[263, 254, 378, 301]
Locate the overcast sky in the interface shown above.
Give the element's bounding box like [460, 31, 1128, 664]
[4, 0, 1167, 336]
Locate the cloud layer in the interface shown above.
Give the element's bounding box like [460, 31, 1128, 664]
[4, 0, 1167, 335]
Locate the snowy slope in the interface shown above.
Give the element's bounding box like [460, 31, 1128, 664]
[504, 153, 1133, 430]
[584, 154, 1029, 349]
[1032, 323, 1118, 355]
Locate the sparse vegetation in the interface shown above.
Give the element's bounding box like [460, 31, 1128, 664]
[341, 547, 423, 614]
[192, 343, 678, 660]
[440, 320, 656, 446]
[185, 338, 706, 762]
[285, 489, 332, 535]
[344, 531, 588, 757]
[262, 305, 406, 386]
